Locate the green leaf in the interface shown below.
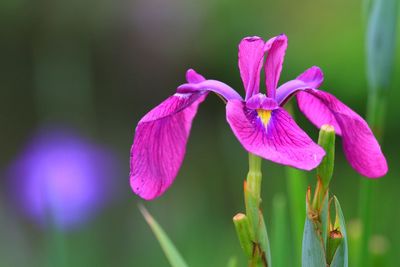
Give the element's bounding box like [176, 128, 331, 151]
[139, 205, 189, 267]
[301, 189, 328, 267]
[330, 197, 349, 267]
[258, 212, 272, 267]
[362, 0, 372, 20]
[271, 193, 288, 267]
[285, 102, 307, 267]
[301, 215, 326, 267]
[286, 167, 306, 265]
[320, 192, 330, 248]
[366, 0, 399, 91]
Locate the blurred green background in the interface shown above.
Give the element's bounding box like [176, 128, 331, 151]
[0, 0, 399, 266]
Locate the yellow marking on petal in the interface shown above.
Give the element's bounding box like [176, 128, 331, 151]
[257, 109, 272, 126]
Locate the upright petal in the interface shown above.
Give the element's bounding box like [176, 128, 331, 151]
[130, 92, 206, 200]
[264, 34, 288, 99]
[296, 88, 388, 178]
[226, 100, 325, 170]
[238, 36, 266, 100]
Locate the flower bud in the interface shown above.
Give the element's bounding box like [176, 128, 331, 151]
[233, 213, 253, 258]
[317, 124, 336, 191]
[326, 229, 344, 264]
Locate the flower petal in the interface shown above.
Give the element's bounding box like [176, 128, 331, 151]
[238, 36, 266, 100]
[276, 66, 324, 106]
[296, 88, 388, 178]
[295, 89, 342, 135]
[264, 34, 288, 99]
[226, 100, 325, 170]
[177, 79, 242, 101]
[130, 92, 206, 200]
[186, 68, 206, 83]
[130, 70, 207, 200]
[246, 93, 279, 110]
[296, 66, 324, 88]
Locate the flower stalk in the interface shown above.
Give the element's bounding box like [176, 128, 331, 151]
[245, 154, 263, 239]
[235, 153, 271, 267]
[312, 124, 335, 212]
[316, 125, 335, 191]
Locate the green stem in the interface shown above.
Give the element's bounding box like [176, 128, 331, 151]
[238, 153, 270, 267]
[245, 154, 262, 240]
[248, 153, 262, 198]
[316, 125, 335, 192]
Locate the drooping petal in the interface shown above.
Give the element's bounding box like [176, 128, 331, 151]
[130, 70, 207, 200]
[130, 92, 206, 200]
[264, 34, 288, 99]
[226, 100, 325, 170]
[276, 66, 324, 105]
[238, 36, 266, 100]
[275, 66, 387, 177]
[177, 80, 242, 101]
[296, 88, 388, 178]
[295, 89, 342, 135]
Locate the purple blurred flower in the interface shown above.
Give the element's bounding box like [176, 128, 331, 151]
[130, 34, 387, 200]
[8, 127, 117, 230]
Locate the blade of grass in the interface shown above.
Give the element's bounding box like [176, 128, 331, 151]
[286, 167, 306, 266]
[285, 102, 307, 267]
[301, 214, 326, 267]
[139, 205, 189, 267]
[271, 193, 288, 267]
[330, 196, 349, 267]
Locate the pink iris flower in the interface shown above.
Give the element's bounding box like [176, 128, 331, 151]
[130, 34, 387, 200]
